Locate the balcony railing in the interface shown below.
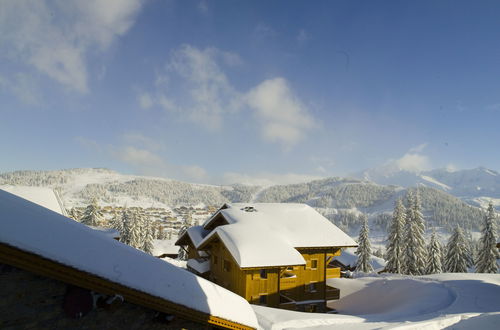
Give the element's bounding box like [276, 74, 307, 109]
[326, 286, 340, 300]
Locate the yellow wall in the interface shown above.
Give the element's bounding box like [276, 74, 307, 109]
[205, 242, 342, 312]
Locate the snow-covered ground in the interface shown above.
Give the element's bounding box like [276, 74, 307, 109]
[253, 273, 500, 329]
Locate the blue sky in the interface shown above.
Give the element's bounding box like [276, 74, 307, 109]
[1, 0, 499, 184]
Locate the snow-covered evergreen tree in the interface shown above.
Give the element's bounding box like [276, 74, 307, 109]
[141, 217, 154, 255]
[444, 226, 468, 273]
[110, 210, 123, 236]
[476, 203, 499, 273]
[128, 209, 143, 249]
[403, 190, 427, 275]
[426, 230, 443, 274]
[119, 208, 131, 245]
[385, 199, 406, 273]
[67, 207, 81, 222]
[355, 215, 373, 273]
[80, 198, 103, 227]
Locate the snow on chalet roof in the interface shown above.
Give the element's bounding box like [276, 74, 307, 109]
[200, 203, 357, 268]
[152, 238, 180, 256]
[0, 190, 258, 328]
[0, 185, 65, 215]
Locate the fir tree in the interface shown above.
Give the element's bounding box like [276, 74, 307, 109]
[141, 217, 155, 255]
[119, 208, 131, 245]
[476, 203, 499, 273]
[355, 215, 373, 273]
[128, 209, 143, 249]
[403, 190, 427, 275]
[80, 198, 103, 227]
[110, 210, 123, 236]
[444, 226, 468, 273]
[426, 230, 443, 274]
[385, 199, 406, 273]
[67, 207, 81, 222]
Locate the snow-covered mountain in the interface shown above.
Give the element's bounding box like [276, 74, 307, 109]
[353, 166, 500, 199]
[0, 168, 493, 239]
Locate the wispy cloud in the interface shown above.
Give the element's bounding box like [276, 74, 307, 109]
[0, 0, 144, 94]
[140, 45, 316, 149]
[246, 78, 316, 148]
[76, 133, 209, 182]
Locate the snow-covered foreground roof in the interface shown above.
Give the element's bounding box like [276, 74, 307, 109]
[200, 203, 357, 268]
[1, 185, 65, 215]
[0, 190, 258, 328]
[253, 273, 500, 329]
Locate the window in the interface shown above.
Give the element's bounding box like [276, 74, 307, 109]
[223, 259, 231, 272]
[259, 295, 267, 306]
[311, 259, 318, 269]
[260, 269, 267, 279]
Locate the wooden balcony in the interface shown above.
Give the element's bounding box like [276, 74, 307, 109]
[326, 286, 340, 300]
[326, 267, 340, 279]
[279, 277, 297, 290]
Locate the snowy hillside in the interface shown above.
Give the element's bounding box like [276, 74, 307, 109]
[0, 168, 493, 236]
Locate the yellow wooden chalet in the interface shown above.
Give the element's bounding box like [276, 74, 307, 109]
[176, 203, 357, 312]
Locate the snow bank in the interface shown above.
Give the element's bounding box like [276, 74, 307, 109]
[0, 190, 258, 328]
[253, 273, 500, 329]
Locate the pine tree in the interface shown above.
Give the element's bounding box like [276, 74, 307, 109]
[80, 198, 103, 227]
[426, 230, 443, 274]
[141, 217, 155, 255]
[355, 215, 373, 273]
[385, 199, 406, 273]
[110, 210, 123, 236]
[476, 203, 499, 273]
[67, 207, 81, 222]
[444, 226, 468, 273]
[119, 208, 131, 245]
[128, 209, 143, 249]
[403, 190, 427, 275]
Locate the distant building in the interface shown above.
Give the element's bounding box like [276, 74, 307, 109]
[176, 203, 357, 312]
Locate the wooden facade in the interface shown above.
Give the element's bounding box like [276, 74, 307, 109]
[196, 234, 344, 312]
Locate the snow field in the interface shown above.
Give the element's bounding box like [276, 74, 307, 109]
[253, 273, 500, 330]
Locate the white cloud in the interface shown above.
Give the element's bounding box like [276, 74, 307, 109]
[0, 0, 144, 93]
[395, 152, 431, 172]
[408, 143, 428, 154]
[151, 45, 242, 129]
[253, 23, 278, 40]
[114, 146, 166, 169]
[197, 0, 209, 14]
[140, 45, 316, 148]
[246, 78, 316, 148]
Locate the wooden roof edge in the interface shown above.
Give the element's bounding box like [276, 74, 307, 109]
[0, 242, 255, 330]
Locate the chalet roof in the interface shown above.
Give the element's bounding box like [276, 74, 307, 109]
[199, 203, 357, 268]
[0, 190, 258, 329]
[175, 225, 209, 247]
[152, 238, 180, 256]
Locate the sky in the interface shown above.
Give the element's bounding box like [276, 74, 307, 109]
[1, 0, 499, 185]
